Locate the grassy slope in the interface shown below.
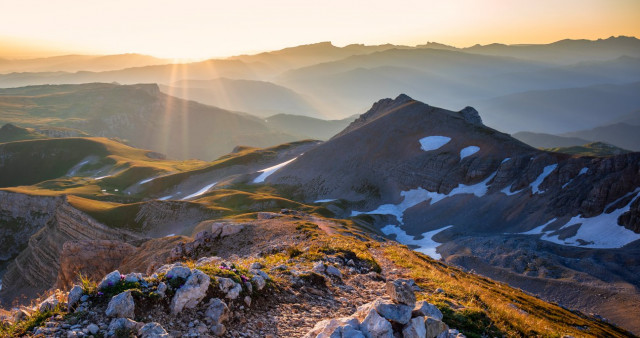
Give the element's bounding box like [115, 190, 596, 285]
[545, 142, 632, 157]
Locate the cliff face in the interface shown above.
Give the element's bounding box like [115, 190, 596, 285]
[0, 200, 143, 305]
[0, 191, 63, 262]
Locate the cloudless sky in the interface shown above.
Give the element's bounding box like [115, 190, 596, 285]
[0, 0, 639, 59]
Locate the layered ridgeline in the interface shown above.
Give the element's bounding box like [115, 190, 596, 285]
[0, 83, 299, 160]
[265, 95, 640, 333]
[0, 95, 639, 335]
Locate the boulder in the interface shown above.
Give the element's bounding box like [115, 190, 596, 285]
[138, 322, 169, 338]
[304, 317, 361, 338]
[250, 268, 270, 280]
[426, 317, 449, 338]
[164, 264, 191, 280]
[98, 270, 122, 290]
[250, 262, 263, 269]
[205, 298, 230, 325]
[413, 301, 443, 321]
[359, 305, 393, 338]
[403, 316, 427, 338]
[38, 294, 59, 312]
[372, 298, 412, 324]
[67, 285, 84, 309]
[105, 291, 135, 318]
[386, 279, 416, 306]
[210, 324, 226, 336]
[86, 323, 99, 335]
[108, 317, 143, 333]
[124, 272, 143, 283]
[325, 265, 342, 278]
[313, 262, 326, 274]
[252, 275, 266, 290]
[226, 282, 242, 300]
[195, 256, 223, 268]
[156, 282, 167, 297]
[170, 269, 210, 313]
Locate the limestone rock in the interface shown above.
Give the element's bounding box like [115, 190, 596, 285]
[156, 282, 167, 297]
[413, 301, 443, 321]
[210, 323, 226, 336]
[426, 317, 449, 338]
[359, 306, 393, 338]
[108, 317, 142, 332]
[458, 106, 483, 126]
[372, 298, 412, 324]
[38, 294, 59, 312]
[164, 264, 191, 280]
[304, 317, 361, 338]
[325, 265, 342, 278]
[386, 279, 416, 306]
[105, 291, 135, 318]
[205, 298, 230, 325]
[139, 322, 169, 338]
[98, 270, 122, 290]
[124, 272, 143, 283]
[86, 323, 99, 335]
[171, 269, 210, 313]
[67, 285, 84, 309]
[252, 275, 266, 290]
[195, 256, 223, 268]
[403, 316, 426, 338]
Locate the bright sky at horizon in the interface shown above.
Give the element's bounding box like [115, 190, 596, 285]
[0, 0, 639, 59]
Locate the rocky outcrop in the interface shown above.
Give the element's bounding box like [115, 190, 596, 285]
[57, 240, 137, 290]
[305, 279, 457, 338]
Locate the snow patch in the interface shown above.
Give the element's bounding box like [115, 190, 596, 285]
[352, 171, 497, 223]
[253, 157, 297, 183]
[501, 184, 523, 196]
[459, 146, 480, 160]
[530, 164, 557, 194]
[501, 158, 511, 164]
[158, 195, 173, 201]
[181, 182, 218, 200]
[562, 167, 589, 189]
[381, 225, 453, 259]
[538, 190, 640, 248]
[419, 136, 451, 151]
[66, 159, 92, 176]
[520, 218, 557, 235]
[314, 199, 337, 203]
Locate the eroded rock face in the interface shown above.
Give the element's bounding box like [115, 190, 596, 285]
[57, 240, 136, 290]
[0, 200, 142, 305]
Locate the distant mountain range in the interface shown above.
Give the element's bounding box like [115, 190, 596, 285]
[0, 37, 638, 131]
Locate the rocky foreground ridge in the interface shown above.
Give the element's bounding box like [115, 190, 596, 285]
[0, 211, 631, 337]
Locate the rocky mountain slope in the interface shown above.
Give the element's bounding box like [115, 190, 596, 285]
[265, 95, 640, 333]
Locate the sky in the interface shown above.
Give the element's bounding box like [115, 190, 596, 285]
[0, 0, 639, 59]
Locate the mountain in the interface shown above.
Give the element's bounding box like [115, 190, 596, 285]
[608, 109, 640, 126]
[512, 131, 590, 148]
[266, 95, 640, 332]
[544, 142, 632, 157]
[264, 114, 357, 140]
[0, 83, 300, 160]
[562, 122, 640, 151]
[474, 81, 640, 133]
[464, 36, 640, 64]
[159, 78, 320, 118]
[0, 54, 170, 74]
[228, 41, 408, 73]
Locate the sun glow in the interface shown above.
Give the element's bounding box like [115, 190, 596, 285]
[0, 0, 638, 59]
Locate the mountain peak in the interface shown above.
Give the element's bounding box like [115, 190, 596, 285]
[458, 106, 483, 126]
[332, 94, 419, 139]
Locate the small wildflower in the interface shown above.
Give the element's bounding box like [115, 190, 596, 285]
[97, 292, 104, 296]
